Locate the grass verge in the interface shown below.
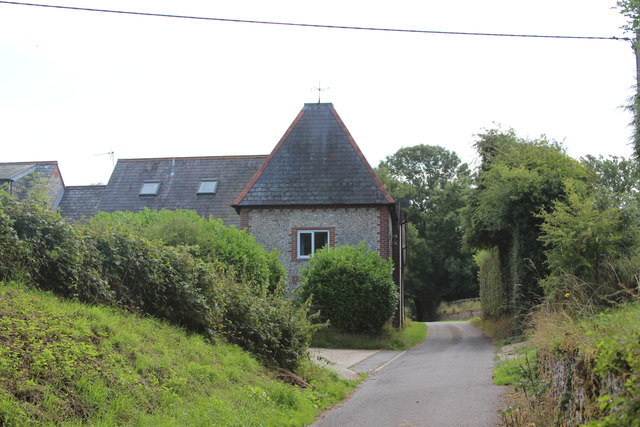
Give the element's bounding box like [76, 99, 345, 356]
[310, 320, 427, 350]
[0, 281, 358, 426]
[493, 344, 536, 386]
[494, 302, 640, 426]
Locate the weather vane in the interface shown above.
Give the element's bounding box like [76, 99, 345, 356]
[311, 82, 330, 103]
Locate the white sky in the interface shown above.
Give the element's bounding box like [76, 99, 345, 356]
[0, 0, 636, 185]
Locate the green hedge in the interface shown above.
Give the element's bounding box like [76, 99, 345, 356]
[0, 191, 313, 370]
[299, 243, 397, 333]
[90, 209, 286, 294]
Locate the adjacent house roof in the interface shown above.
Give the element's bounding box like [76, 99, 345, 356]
[0, 163, 37, 180]
[58, 185, 106, 221]
[0, 161, 65, 208]
[233, 103, 394, 207]
[95, 155, 267, 226]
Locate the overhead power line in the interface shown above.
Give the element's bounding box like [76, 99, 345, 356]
[0, 0, 630, 42]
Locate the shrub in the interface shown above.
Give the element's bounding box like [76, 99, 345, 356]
[0, 189, 108, 301]
[299, 243, 398, 333]
[91, 209, 285, 293]
[220, 281, 320, 370]
[91, 228, 224, 334]
[0, 207, 25, 281]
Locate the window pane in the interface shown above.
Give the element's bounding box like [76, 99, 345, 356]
[198, 181, 218, 194]
[299, 232, 312, 256]
[314, 231, 328, 252]
[140, 182, 159, 195]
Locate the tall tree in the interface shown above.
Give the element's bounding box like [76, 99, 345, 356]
[462, 130, 590, 320]
[617, 0, 640, 158]
[377, 145, 477, 321]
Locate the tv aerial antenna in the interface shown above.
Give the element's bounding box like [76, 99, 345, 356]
[94, 150, 115, 167]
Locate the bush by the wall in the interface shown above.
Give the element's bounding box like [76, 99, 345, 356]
[299, 243, 398, 333]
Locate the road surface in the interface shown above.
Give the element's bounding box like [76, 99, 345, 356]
[313, 321, 503, 427]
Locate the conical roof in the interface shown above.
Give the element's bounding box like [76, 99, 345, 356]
[233, 103, 394, 207]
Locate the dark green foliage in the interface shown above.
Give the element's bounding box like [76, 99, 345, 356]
[462, 130, 591, 318]
[298, 244, 397, 332]
[377, 145, 477, 320]
[91, 228, 223, 333]
[537, 157, 640, 305]
[90, 209, 285, 293]
[0, 190, 108, 301]
[220, 281, 320, 370]
[0, 208, 26, 281]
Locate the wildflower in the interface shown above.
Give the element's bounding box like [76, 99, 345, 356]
[564, 292, 571, 298]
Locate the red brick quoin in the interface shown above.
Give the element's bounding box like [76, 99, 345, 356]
[239, 208, 251, 230]
[377, 206, 390, 260]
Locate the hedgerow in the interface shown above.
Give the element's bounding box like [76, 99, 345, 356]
[0, 190, 313, 370]
[220, 281, 321, 370]
[90, 209, 286, 293]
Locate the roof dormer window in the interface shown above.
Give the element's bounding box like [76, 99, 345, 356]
[197, 180, 218, 194]
[139, 181, 160, 196]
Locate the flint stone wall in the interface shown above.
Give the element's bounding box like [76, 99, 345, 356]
[244, 206, 390, 287]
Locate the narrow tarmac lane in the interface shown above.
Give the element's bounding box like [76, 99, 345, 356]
[313, 321, 503, 427]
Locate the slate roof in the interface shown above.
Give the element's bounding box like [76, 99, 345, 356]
[95, 155, 267, 226]
[233, 103, 394, 207]
[0, 163, 35, 180]
[58, 186, 106, 221]
[0, 161, 65, 208]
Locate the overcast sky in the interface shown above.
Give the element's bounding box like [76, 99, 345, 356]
[0, 0, 635, 185]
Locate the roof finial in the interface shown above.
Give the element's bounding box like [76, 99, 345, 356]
[311, 82, 329, 103]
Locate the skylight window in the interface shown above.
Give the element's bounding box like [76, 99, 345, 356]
[197, 180, 218, 194]
[139, 181, 160, 195]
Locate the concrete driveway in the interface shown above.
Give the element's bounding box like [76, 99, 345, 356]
[313, 321, 503, 427]
[309, 348, 405, 380]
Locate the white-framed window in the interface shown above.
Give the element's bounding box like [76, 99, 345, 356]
[297, 230, 329, 259]
[197, 180, 218, 194]
[139, 181, 160, 195]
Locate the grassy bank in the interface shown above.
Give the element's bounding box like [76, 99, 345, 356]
[310, 320, 427, 350]
[488, 302, 640, 426]
[0, 281, 357, 426]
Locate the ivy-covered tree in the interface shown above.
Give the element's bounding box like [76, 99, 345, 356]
[462, 129, 590, 319]
[377, 145, 477, 321]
